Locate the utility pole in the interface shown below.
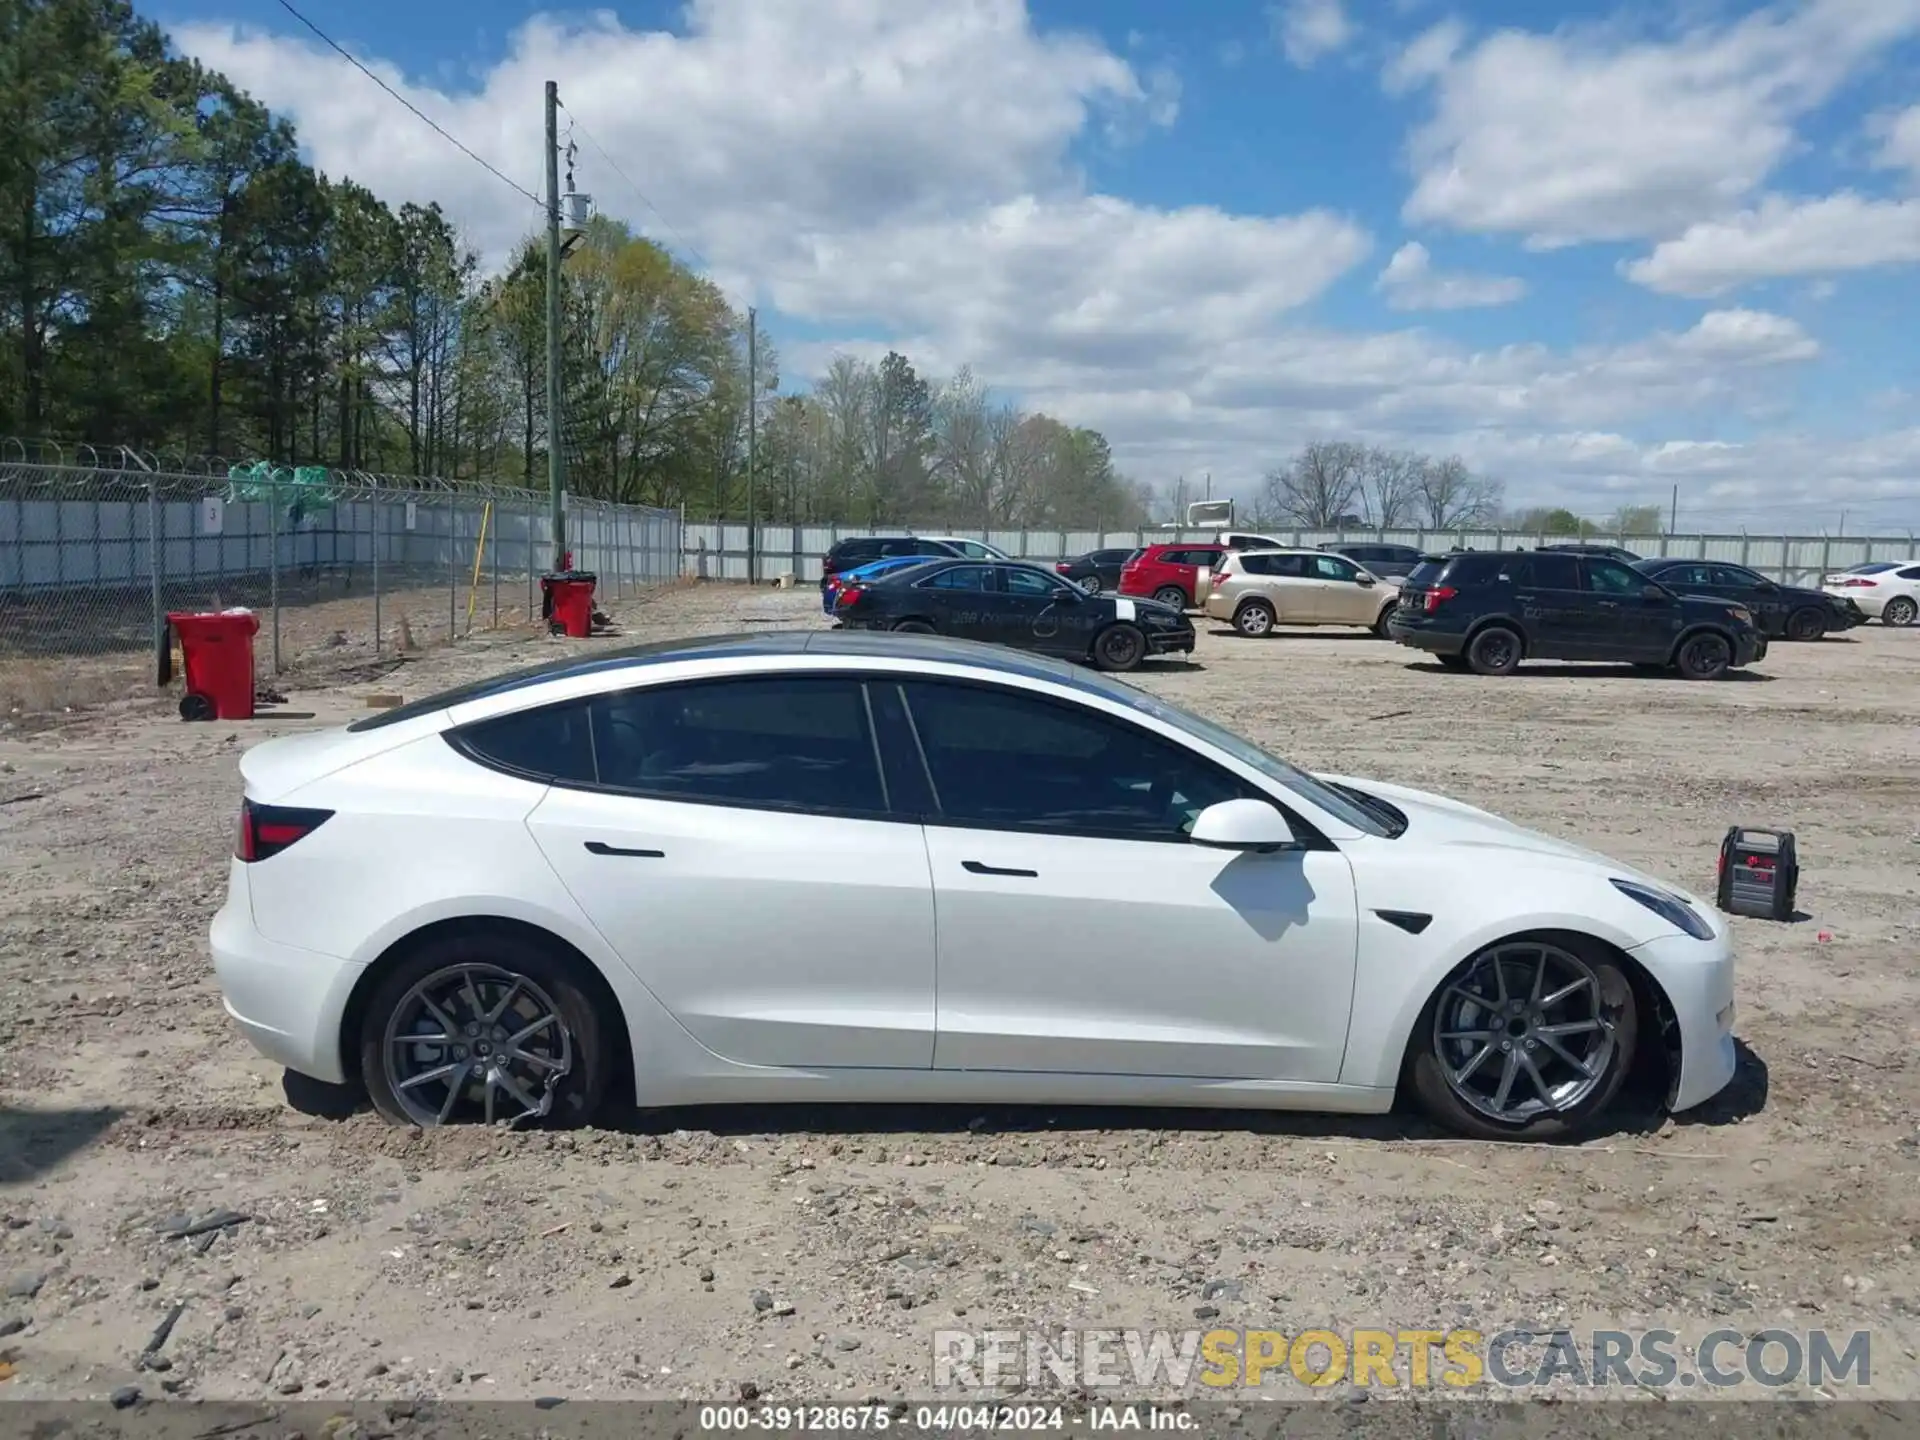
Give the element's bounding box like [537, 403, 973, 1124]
[746, 306, 757, 584]
[1668, 483, 1678, 536]
[544, 79, 567, 573]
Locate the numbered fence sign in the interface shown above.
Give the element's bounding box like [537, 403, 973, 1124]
[404, 501, 418, 532]
[200, 497, 225, 536]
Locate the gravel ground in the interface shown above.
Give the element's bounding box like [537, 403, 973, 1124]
[1, 583, 1917, 1409]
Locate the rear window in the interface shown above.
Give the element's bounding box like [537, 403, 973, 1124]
[1406, 559, 1451, 586]
[451, 699, 597, 783]
[828, 539, 881, 562]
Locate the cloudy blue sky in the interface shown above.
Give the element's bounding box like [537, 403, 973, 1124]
[168, 0, 1920, 529]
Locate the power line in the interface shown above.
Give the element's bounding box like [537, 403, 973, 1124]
[273, 0, 543, 209]
[556, 100, 714, 272]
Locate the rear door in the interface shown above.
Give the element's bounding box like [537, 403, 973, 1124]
[525, 675, 937, 1070]
[1242, 553, 1315, 621]
[1508, 552, 1590, 658]
[911, 563, 998, 633]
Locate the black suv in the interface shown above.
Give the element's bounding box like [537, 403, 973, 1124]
[820, 536, 987, 594]
[1389, 549, 1767, 679]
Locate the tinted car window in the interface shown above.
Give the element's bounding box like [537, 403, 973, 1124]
[452, 699, 597, 784]
[1900, 566, 1920, 581]
[1656, 563, 1713, 588]
[829, 540, 881, 564]
[1406, 559, 1451, 586]
[1528, 553, 1581, 589]
[1167, 548, 1220, 567]
[1243, 553, 1306, 577]
[920, 564, 994, 591]
[1005, 567, 1069, 596]
[900, 682, 1253, 841]
[589, 677, 887, 815]
[1584, 558, 1644, 595]
[1096, 549, 1135, 565]
[1709, 565, 1762, 587]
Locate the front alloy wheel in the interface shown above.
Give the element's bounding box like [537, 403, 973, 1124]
[1675, 632, 1732, 680]
[1409, 939, 1637, 1140]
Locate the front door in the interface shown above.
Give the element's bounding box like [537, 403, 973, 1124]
[1709, 566, 1783, 630]
[894, 679, 1360, 1081]
[1305, 553, 1381, 625]
[911, 563, 998, 634]
[526, 674, 937, 1070]
[999, 566, 1096, 656]
[1581, 556, 1677, 660]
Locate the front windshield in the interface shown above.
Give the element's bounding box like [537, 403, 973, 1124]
[1078, 676, 1392, 837]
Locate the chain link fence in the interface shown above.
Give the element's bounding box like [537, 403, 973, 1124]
[0, 448, 683, 718]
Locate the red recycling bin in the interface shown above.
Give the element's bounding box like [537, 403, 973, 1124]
[541, 571, 598, 638]
[164, 610, 259, 721]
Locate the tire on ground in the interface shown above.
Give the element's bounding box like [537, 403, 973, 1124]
[1092, 622, 1147, 672]
[1404, 939, 1639, 1142]
[1465, 625, 1522, 676]
[1233, 599, 1276, 637]
[359, 929, 611, 1129]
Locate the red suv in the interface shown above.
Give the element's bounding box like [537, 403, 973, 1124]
[1118, 543, 1226, 609]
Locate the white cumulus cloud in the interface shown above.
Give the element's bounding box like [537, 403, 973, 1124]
[1374, 241, 1526, 309]
[1272, 0, 1356, 68]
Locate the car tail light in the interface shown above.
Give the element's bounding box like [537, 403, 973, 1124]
[1054, 561, 1071, 573]
[1423, 585, 1458, 613]
[835, 584, 866, 608]
[1834, 577, 1879, 587]
[235, 799, 333, 863]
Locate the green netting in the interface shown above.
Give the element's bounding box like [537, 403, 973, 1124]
[225, 461, 337, 519]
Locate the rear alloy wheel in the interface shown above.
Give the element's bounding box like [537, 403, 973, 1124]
[1675, 631, 1732, 680]
[1080, 574, 1103, 595]
[1408, 938, 1637, 1141]
[1092, 623, 1148, 672]
[1884, 596, 1918, 627]
[1233, 599, 1276, 637]
[1466, 626, 1522, 676]
[1784, 607, 1827, 642]
[1372, 602, 1398, 639]
[361, 933, 609, 1128]
[1149, 585, 1186, 610]
[891, 618, 936, 634]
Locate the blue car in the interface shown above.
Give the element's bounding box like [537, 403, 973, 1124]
[822, 555, 933, 614]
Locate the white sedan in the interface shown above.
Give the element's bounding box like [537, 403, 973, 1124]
[211, 632, 1739, 1141]
[1822, 561, 1920, 626]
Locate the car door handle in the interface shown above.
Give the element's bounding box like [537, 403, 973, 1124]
[962, 860, 1038, 878]
[584, 841, 665, 858]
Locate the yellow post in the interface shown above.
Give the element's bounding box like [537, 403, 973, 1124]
[465, 501, 493, 634]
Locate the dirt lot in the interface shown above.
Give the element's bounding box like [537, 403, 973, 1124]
[2, 583, 1918, 1409]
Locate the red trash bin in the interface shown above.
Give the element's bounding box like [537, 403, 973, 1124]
[540, 571, 598, 638]
[165, 610, 259, 721]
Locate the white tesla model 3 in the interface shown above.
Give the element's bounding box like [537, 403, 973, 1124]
[211, 632, 1739, 1140]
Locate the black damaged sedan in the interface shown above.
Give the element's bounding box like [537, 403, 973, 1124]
[830, 557, 1193, 672]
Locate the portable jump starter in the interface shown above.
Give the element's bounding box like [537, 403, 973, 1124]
[1716, 827, 1799, 921]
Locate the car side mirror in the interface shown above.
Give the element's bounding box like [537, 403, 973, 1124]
[1357, 574, 1376, 587]
[1641, 583, 1668, 601]
[1755, 579, 1777, 592]
[1190, 799, 1298, 853]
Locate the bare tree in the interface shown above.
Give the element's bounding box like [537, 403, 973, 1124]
[1261, 441, 1368, 526]
[1359, 447, 1422, 528]
[1415, 455, 1503, 529]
